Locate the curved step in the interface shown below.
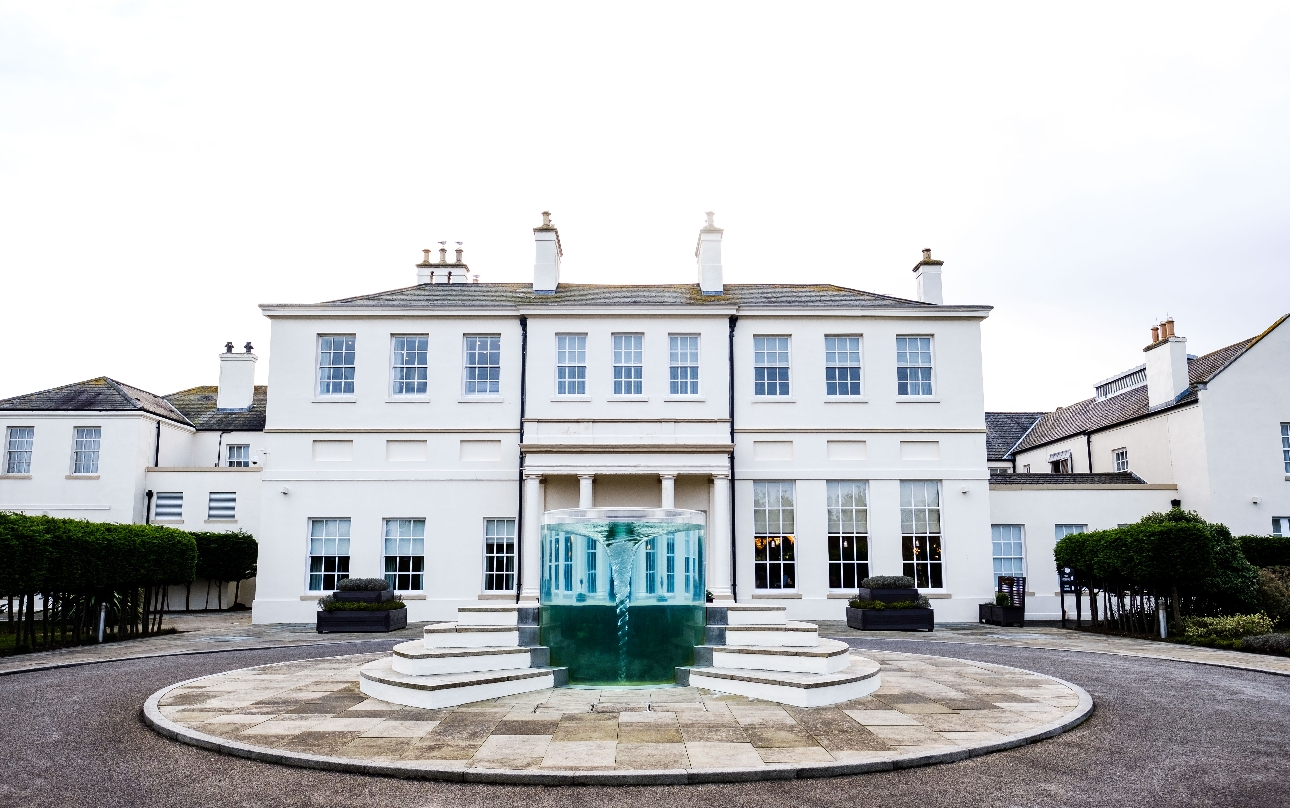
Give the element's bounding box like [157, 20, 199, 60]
[423, 622, 520, 649]
[391, 640, 547, 675]
[700, 638, 853, 674]
[456, 605, 522, 626]
[720, 621, 820, 647]
[706, 604, 788, 626]
[359, 657, 566, 709]
[679, 656, 881, 708]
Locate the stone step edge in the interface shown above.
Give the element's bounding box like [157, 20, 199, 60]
[424, 623, 518, 633]
[678, 662, 879, 690]
[702, 640, 850, 658]
[711, 604, 786, 611]
[393, 641, 534, 659]
[723, 622, 819, 632]
[360, 659, 568, 692]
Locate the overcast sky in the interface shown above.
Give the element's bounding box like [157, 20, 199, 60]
[2, 2, 1287, 410]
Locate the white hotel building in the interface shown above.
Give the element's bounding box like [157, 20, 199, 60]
[3, 213, 1287, 623]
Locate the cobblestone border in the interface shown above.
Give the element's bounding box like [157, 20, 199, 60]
[142, 651, 1094, 785]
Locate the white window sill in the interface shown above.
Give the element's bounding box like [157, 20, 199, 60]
[152, 519, 184, 525]
[608, 396, 649, 402]
[827, 592, 859, 599]
[550, 396, 592, 402]
[1284, 474, 1290, 481]
[312, 397, 356, 403]
[663, 396, 705, 402]
[385, 397, 430, 403]
[0, 474, 31, 479]
[300, 594, 323, 601]
[459, 396, 505, 403]
[204, 519, 238, 524]
[66, 474, 99, 480]
[923, 592, 952, 599]
[896, 396, 939, 403]
[395, 593, 427, 600]
[823, 396, 868, 403]
[751, 397, 796, 403]
[478, 592, 517, 600]
[751, 591, 801, 599]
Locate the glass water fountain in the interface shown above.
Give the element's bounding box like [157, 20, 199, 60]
[540, 508, 705, 685]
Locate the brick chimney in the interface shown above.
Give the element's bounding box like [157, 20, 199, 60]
[217, 341, 257, 411]
[696, 211, 724, 295]
[533, 211, 561, 294]
[1144, 317, 1189, 408]
[912, 248, 944, 304]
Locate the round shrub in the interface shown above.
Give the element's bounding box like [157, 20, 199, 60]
[337, 577, 390, 592]
[861, 575, 915, 589]
[1238, 632, 1290, 655]
[1183, 613, 1274, 641]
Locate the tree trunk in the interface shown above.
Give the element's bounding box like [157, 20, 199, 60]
[217, 581, 223, 611]
[204, 579, 211, 611]
[185, 582, 191, 612]
[233, 579, 241, 608]
[1171, 584, 1182, 631]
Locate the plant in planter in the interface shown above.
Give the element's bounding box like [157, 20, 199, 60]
[846, 576, 934, 631]
[979, 576, 1026, 627]
[316, 578, 408, 633]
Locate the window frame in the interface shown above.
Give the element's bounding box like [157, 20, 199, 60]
[390, 334, 430, 397]
[753, 336, 792, 397]
[463, 334, 502, 397]
[307, 517, 352, 592]
[226, 444, 251, 468]
[383, 517, 426, 592]
[71, 426, 101, 475]
[1113, 448, 1129, 473]
[824, 336, 864, 397]
[827, 481, 869, 590]
[896, 336, 935, 397]
[612, 333, 644, 396]
[991, 524, 1025, 588]
[4, 426, 33, 474]
[668, 334, 700, 396]
[208, 492, 236, 520]
[1282, 423, 1290, 474]
[483, 518, 517, 592]
[555, 333, 588, 397]
[1273, 518, 1290, 537]
[154, 491, 183, 520]
[317, 334, 357, 397]
[900, 480, 943, 589]
[752, 480, 796, 590]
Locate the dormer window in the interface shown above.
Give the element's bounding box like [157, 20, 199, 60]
[1114, 448, 1128, 473]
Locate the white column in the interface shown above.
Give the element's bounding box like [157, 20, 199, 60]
[660, 474, 676, 509]
[578, 474, 595, 509]
[708, 473, 733, 601]
[520, 474, 543, 602]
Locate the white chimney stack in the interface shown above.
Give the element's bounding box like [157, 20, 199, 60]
[533, 211, 561, 294]
[912, 248, 944, 304]
[417, 243, 472, 284]
[1144, 317, 1189, 408]
[696, 211, 724, 295]
[217, 342, 257, 411]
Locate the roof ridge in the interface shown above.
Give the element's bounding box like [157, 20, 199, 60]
[1191, 312, 1290, 385]
[0, 376, 111, 406]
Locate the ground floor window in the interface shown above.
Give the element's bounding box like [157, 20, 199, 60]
[384, 518, 425, 591]
[154, 492, 183, 520]
[308, 518, 351, 591]
[753, 481, 796, 589]
[901, 480, 943, 588]
[483, 519, 517, 591]
[991, 525, 1025, 587]
[827, 481, 869, 589]
[208, 492, 236, 520]
[1272, 518, 1289, 537]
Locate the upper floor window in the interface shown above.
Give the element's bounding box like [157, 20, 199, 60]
[1114, 448, 1129, 473]
[5, 427, 33, 474]
[900, 480, 942, 588]
[825, 336, 862, 396]
[669, 335, 699, 395]
[556, 334, 587, 396]
[391, 335, 428, 396]
[1282, 423, 1290, 473]
[991, 525, 1024, 587]
[227, 444, 250, 467]
[384, 518, 425, 591]
[72, 427, 100, 474]
[464, 335, 501, 396]
[613, 334, 643, 396]
[896, 337, 933, 396]
[1055, 524, 1086, 540]
[318, 335, 356, 396]
[753, 480, 795, 589]
[754, 336, 791, 396]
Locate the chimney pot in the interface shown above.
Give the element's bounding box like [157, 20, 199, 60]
[1151, 326, 1160, 343]
[439, 247, 448, 263]
[224, 341, 234, 354]
[455, 248, 463, 263]
[244, 342, 253, 353]
[1165, 317, 1175, 338]
[420, 249, 431, 265]
[541, 211, 551, 227]
[922, 248, 932, 261]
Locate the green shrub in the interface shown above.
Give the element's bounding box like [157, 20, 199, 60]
[1183, 613, 1274, 641]
[847, 598, 929, 610]
[1256, 567, 1290, 629]
[995, 592, 1011, 606]
[1238, 632, 1290, 655]
[319, 596, 405, 612]
[337, 577, 389, 592]
[1238, 535, 1290, 568]
[861, 576, 915, 589]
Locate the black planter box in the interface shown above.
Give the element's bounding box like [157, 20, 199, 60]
[978, 604, 1025, 627]
[330, 589, 397, 603]
[856, 587, 920, 604]
[846, 607, 934, 631]
[317, 607, 407, 633]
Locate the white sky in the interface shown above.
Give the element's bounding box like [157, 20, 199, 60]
[2, 2, 1288, 410]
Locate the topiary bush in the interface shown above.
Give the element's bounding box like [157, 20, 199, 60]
[1183, 613, 1274, 641]
[337, 577, 390, 592]
[1238, 632, 1290, 655]
[861, 576, 915, 589]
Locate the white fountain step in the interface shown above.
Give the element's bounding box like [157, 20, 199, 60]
[423, 622, 519, 649]
[720, 604, 788, 626]
[456, 605, 522, 626]
[391, 640, 546, 676]
[707, 639, 853, 675]
[721, 621, 819, 647]
[681, 656, 881, 708]
[359, 657, 566, 710]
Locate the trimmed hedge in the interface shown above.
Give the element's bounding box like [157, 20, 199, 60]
[1236, 534, 1290, 568]
[187, 530, 258, 610]
[320, 597, 406, 612]
[861, 576, 915, 589]
[1239, 632, 1290, 655]
[337, 577, 389, 592]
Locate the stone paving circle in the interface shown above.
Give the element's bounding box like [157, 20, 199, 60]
[144, 649, 1092, 784]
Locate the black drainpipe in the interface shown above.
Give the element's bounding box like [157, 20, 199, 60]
[1085, 433, 1093, 473]
[215, 430, 230, 468]
[145, 490, 154, 525]
[515, 315, 529, 604]
[153, 420, 161, 467]
[728, 314, 738, 602]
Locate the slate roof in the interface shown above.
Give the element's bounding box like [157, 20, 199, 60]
[984, 412, 1044, 460]
[1014, 314, 1289, 453]
[164, 386, 268, 432]
[0, 377, 193, 427]
[273, 282, 990, 312]
[989, 472, 1149, 485]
